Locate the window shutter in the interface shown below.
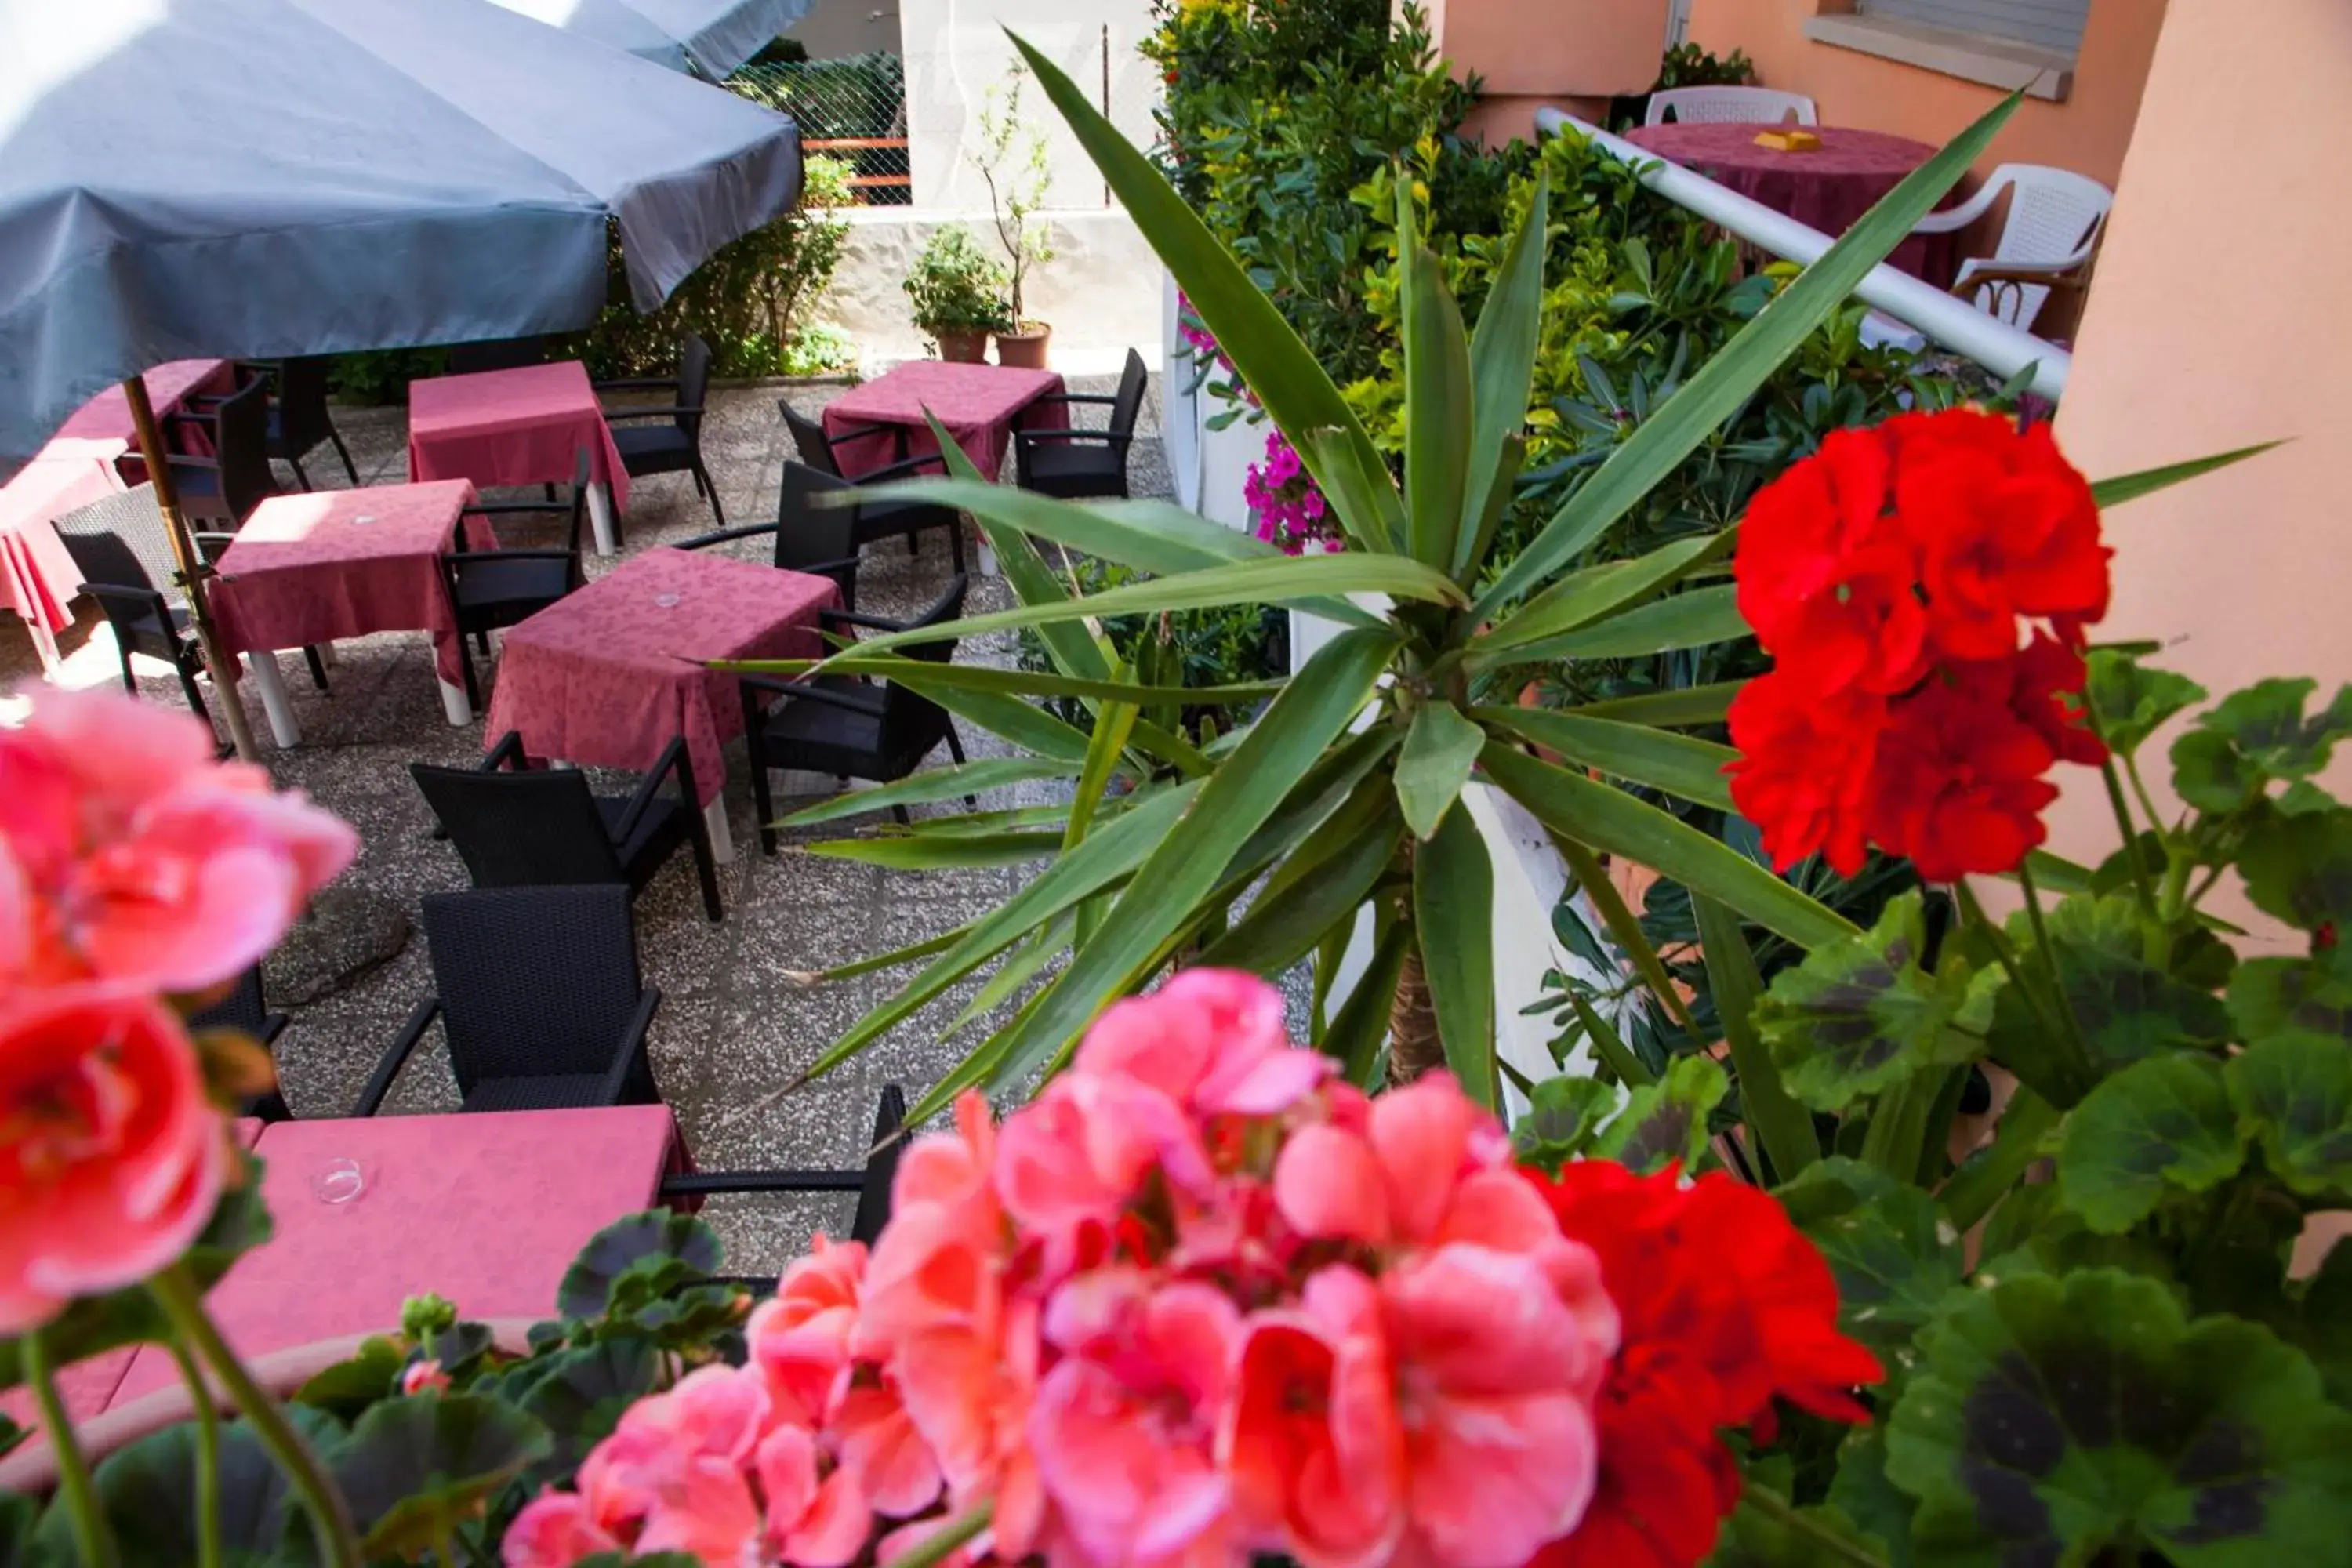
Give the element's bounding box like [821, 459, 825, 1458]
[1854, 0, 2091, 60]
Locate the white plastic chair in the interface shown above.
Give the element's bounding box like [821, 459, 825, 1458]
[1911, 162, 2114, 332]
[1644, 87, 1818, 127]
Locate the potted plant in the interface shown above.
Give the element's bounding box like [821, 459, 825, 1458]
[973, 62, 1056, 368]
[902, 223, 1009, 364]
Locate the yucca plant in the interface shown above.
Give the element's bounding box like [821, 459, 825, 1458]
[735, 39, 2026, 1152]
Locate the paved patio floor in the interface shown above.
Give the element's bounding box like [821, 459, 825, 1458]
[0, 368, 1176, 1276]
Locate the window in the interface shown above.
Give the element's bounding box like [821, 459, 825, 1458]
[1856, 0, 2089, 60]
[1803, 0, 2083, 101]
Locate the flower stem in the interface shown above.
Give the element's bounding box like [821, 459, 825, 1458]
[1738, 1483, 1888, 1568]
[148, 1265, 360, 1568]
[2016, 859, 2099, 1092]
[2096, 757, 2159, 924]
[162, 1335, 223, 1568]
[23, 1327, 119, 1568]
[892, 1501, 996, 1568]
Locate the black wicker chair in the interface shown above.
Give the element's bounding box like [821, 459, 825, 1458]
[445, 338, 547, 376]
[1011, 349, 1149, 501]
[677, 462, 863, 612]
[189, 964, 293, 1123]
[443, 452, 590, 708]
[411, 730, 724, 922]
[52, 486, 326, 726]
[227, 357, 358, 489]
[355, 885, 663, 1116]
[162, 376, 278, 529]
[779, 402, 963, 572]
[660, 1086, 909, 1265]
[596, 334, 722, 525]
[740, 575, 971, 854]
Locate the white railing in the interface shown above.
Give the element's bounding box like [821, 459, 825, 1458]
[1534, 108, 2071, 401]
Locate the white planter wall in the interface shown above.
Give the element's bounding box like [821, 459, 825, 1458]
[1162, 270, 1203, 512]
[1197, 399, 1261, 534]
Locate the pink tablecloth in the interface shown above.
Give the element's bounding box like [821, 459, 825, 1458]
[822, 361, 1069, 482]
[209, 481, 488, 684]
[408, 361, 630, 510]
[484, 547, 837, 805]
[1621, 123, 1965, 283]
[53, 360, 237, 446]
[111, 1107, 680, 1406]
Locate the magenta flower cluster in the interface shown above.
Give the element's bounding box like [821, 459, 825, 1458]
[1243, 426, 1336, 554]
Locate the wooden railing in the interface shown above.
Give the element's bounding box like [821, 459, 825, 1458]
[803, 136, 911, 202]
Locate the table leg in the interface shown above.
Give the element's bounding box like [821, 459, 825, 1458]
[702, 797, 735, 865]
[586, 484, 619, 557]
[438, 677, 472, 728]
[243, 652, 300, 747]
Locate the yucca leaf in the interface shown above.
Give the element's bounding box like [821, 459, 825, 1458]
[1476, 706, 1737, 812]
[1459, 173, 1549, 576]
[1566, 682, 1741, 728]
[777, 759, 1079, 827]
[2089, 441, 2280, 510]
[1395, 702, 1486, 840]
[1301, 427, 1405, 555]
[1065, 680, 1138, 851]
[1478, 529, 1733, 655]
[1475, 583, 1747, 668]
[1415, 804, 1497, 1109]
[741, 654, 1282, 710]
[801, 831, 1062, 869]
[1330, 918, 1415, 1087]
[1399, 184, 1474, 569]
[943, 913, 1074, 1040]
[1690, 894, 1818, 1181]
[1199, 778, 1403, 974]
[916, 682, 1095, 763]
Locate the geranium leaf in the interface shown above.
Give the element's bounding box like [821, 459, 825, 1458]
[328, 1393, 552, 1560]
[2198, 678, 2352, 780]
[557, 1211, 722, 1323]
[1774, 1157, 1965, 1366]
[2299, 1240, 2352, 1407]
[293, 1334, 406, 1420]
[1511, 1076, 1621, 1171]
[1990, 895, 2234, 1090]
[2235, 808, 2352, 936]
[2227, 956, 2352, 1048]
[1826, 1430, 1916, 1568]
[510, 1338, 662, 1482]
[2056, 1053, 2244, 1233]
[1596, 1053, 1725, 1175]
[1756, 891, 1991, 1112]
[2226, 1035, 2352, 1199]
[2085, 651, 2206, 758]
[2171, 729, 2264, 815]
[1884, 1269, 2352, 1566]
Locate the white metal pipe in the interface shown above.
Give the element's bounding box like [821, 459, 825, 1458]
[1534, 108, 2070, 401]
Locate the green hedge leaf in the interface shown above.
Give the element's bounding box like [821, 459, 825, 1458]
[2056, 1053, 2243, 1233]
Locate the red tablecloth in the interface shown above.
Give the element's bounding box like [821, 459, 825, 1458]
[110, 1108, 680, 1406]
[208, 481, 488, 685]
[0, 360, 234, 641]
[1621, 123, 1964, 283]
[408, 361, 630, 510]
[484, 547, 837, 805]
[822, 361, 1069, 482]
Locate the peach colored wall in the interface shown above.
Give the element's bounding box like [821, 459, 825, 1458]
[2042, 0, 2352, 960]
[1423, 0, 1669, 144]
[1679, 0, 2166, 186]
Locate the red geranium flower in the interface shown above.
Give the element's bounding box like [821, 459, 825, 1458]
[1868, 677, 2060, 881]
[1976, 630, 2107, 768]
[1726, 673, 1886, 877]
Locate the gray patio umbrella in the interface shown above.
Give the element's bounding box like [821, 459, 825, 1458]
[487, 0, 814, 77]
[0, 0, 804, 754]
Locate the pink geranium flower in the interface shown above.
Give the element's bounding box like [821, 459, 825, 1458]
[0, 988, 226, 1334]
[748, 1233, 866, 1428]
[1076, 968, 1330, 1119]
[576, 1364, 771, 1563]
[502, 1491, 620, 1568]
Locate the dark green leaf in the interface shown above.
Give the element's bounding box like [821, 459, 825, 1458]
[293, 1334, 405, 1420]
[1597, 1053, 1726, 1174]
[2227, 1035, 2352, 1199]
[1512, 1076, 1620, 1171]
[1693, 894, 1818, 1181]
[2085, 651, 2206, 758]
[2299, 1240, 2352, 1407]
[512, 1338, 662, 1480]
[1478, 705, 1736, 813]
[1330, 920, 1415, 1090]
[2227, 956, 2352, 1048]
[1477, 583, 1748, 666]
[1708, 1490, 1884, 1567]
[1394, 702, 1486, 840]
[2200, 678, 2352, 779]
[1993, 893, 2234, 1078]
[2056, 1053, 2243, 1233]
[328, 1392, 552, 1559]
[2088, 442, 2280, 510]
[1884, 1269, 2352, 1566]
[1478, 531, 1730, 655]
[1414, 805, 1497, 1109]
[1399, 188, 1474, 568]
[2171, 729, 2264, 815]
[1459, 171, 1548, 574]
[1564, 681, 1741, 728]
[36, 1403, 341, 1566]
[557, 1211, 721, 1323]
[1777, 1158, 1965, 1363]
[777, 759, 1080, 828]
[1757, 891, 1991, 1112]
[1199, 789, 1401, 976]
[1826, 1430, 1915, 1568]
[2237, 808, 2352, 936]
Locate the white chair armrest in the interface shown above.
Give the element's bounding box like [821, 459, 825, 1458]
[1909, 179, 2002, 236]
[1954, 256, 2082, 288]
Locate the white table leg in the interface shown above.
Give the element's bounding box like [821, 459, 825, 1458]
[586, 483, 619, 557]
[244, 652, 300, 747]
[702, 797, 735, 865]
[438, 677, 472, 727]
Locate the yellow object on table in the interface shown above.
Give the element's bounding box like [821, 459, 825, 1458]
[1754, 129, 1823, 152]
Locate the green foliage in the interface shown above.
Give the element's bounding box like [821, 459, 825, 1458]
[902, 222, 1014, 336]
[1014, 555, 1284, 738]
[1510, 1052, 1726, 1176]
[972, 64, 1057, 325]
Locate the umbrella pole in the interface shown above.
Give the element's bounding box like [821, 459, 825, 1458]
[122, 376, 262, 762]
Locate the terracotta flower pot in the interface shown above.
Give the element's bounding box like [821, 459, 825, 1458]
[993, 322, 1052, 370]
[933, 328, 992, 365]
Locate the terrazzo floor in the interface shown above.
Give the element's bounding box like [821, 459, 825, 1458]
[0, 367, 1178, 1276]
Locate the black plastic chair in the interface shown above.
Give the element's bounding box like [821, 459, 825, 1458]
[411, 731, 724, 922]
[228, 358, 358, 489]
[1013, 349, 1149, 501]
[444, 452, 590, 708]
[189, 964, 295, 1123]
[677, 461, 862, 612]
[659, 1086, 908, 1259]
[355, 885, 663, 1116]
[52, 486, 326, 725]
[740, 575, 971, 855]
[596, 334, 722, 524]
[162, 377, 278, 529]
[780, 402, 964, 572]
[445, 338, 547, 376]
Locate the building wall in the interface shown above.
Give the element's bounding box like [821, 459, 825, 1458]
[783, 0, 902, 60]
[1422, 0, 1674, 146]
[1679, 0, 2166, 186]
[2042, 0, 2352, 953]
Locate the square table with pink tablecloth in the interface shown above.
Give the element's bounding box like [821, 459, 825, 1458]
[106, 1108, 681, 1407]
[822, 361, 1069, 482]
[208, 481, 492, 745]
[484, 546, 837, 861]
[408, 361, 630, 555]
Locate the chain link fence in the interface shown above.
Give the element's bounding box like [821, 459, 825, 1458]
[729, 53, 910, 206]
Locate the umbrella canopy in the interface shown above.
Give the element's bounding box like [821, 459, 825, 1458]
[0, 0, 804, 475]
[492, 0, 811, 78]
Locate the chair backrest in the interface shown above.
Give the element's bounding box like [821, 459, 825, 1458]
[677, 336, 713, 442]
[210, 377, 278, 521]
[419, 885, 645, 1094]
[447, 337, 546, 376]
[850, 1085, 908, 1247]
[875, 574, 969, 758]
[776, 462, 862, 578]
[1109, 348, 1149, 441]
[1645, 86, 1817, 126]
[779, 401, 844, 478]
[1980, 162, 2114, 267]
[270, 357, 336, 450]
[189, 964, 269, 1036]
[52, 485, 176, 597]
[408, 760, 627, 890]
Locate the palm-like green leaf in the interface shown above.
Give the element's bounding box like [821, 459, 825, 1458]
[1399, 185, 1475, 569]
[1475, 583, 1748, 669]
[1459, 176, 1550, 575]
[1565, 683, 1740, 728]
[1396, 702, 1488, 840]
[1415, 805, 1497, 1108]
[1477, 530, 1733, 655]
[2088, 441, 2280, 510]
[1477, 706, 1737, 812]
[778, 758, 1076, 827]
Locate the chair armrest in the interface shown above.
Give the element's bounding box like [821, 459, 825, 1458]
[79, 583, 176, 625]
[850, 452, 948, 485]
[1953, 257, 2086, 289]
[1014, 428, 1131, 450]
[615, 735, 696, 844]
[481, 731, 531, 772]
[464, 499, 577, 518]
[675, 524, 779, 551]
[1908, 180, 2001, 236]
[1029, 392, 1119, 408]
[599, 986, 663, 1105]
[593, 376, 681, 394]
[658, 1168, 863, 1197]
[739, 673, 887, 719]
[819, 419, 902, 445]
[162, 452, 223, 474]
[819, 605, 916, 634]
[798, 555, 863, 582]
[601, 405, 702, 423]
[190, 532, 238, 563]
[354, 998, 440, 1115]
